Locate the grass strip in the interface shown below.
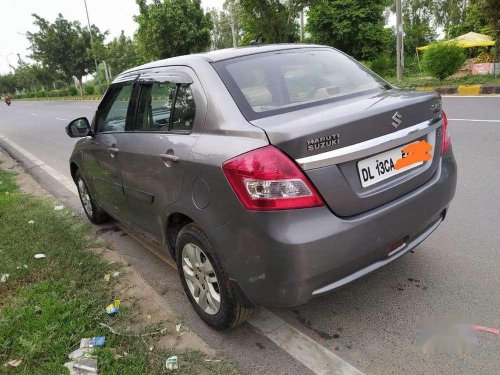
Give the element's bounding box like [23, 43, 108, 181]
[0, 164, 235, 374]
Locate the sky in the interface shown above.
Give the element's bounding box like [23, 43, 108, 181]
[0, 0, 224, 74]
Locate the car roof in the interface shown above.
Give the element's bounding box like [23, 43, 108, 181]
[117, 44, 331, 78]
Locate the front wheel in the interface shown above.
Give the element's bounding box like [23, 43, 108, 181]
[176, 223, 253, 329]
[75, 169, 110, 224]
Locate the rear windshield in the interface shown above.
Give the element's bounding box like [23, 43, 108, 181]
[214, 48, 390, 120]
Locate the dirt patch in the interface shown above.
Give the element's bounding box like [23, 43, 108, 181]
[97, 248, 216, 357]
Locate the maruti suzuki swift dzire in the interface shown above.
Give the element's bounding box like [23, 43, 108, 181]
[66, 45, 457, 329]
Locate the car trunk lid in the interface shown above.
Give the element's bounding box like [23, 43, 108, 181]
[250, 89, 443, 216]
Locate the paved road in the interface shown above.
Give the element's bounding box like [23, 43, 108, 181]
[1, 97, 499, 375]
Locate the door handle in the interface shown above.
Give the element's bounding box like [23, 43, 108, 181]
[160, 153, 180, 163]
[108, 147, 119, 157]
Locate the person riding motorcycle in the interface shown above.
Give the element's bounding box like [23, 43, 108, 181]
[4, 94, 11, 106]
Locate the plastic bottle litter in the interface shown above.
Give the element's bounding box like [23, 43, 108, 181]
[1, 274, 9, 283]
[165, 356, 178, 370]
[34, 254, 46, 259]
[54, 205, 64, 211]
[28, 220, 35, 224]
[105, 300, 121, 315]
[175, 324, 182, 332]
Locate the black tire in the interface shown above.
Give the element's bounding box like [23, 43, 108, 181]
[176, 223, 253, 329]
[75, 169, 110, 224]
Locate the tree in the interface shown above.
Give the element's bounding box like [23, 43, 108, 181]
[224, 0, 241, 47]
[238, 0, 308, 44]
[446, 2, 492, 38]
[478, 0, 500, 67]
[401, 0, 438, 55]
[434, 0, 472, 35]
[15, 60, 56, 92]
[135, 0, 212, 60]
[0, 74, 18, 94]
[210, 9, 235, 50]
[106, 31, 140, 77]
[307, 0, 390, 60]
[27, 14, 106, 95]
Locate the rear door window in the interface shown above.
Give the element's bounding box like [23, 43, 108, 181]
[214, 48, 390, 120]
[135, 82, 177, 132]
[134, 81, 196, 133]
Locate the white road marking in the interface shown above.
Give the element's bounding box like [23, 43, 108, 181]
[31, 113, 40, 116]
[0, 133, 364, 375]
[449, 118, 500, 123]
[56, 117, 69, 121]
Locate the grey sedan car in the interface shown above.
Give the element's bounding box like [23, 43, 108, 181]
[66, 44, 457, 329]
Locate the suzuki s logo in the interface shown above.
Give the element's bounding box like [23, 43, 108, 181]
[391, 111, 403, 128]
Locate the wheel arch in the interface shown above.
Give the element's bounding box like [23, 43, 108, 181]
[165, 212, 194, 259]
[70, 161, 79, 182]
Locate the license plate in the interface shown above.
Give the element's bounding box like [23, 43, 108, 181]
[357, 142, 428, 188]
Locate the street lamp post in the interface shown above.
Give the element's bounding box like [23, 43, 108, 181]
[396, 0, 404, 82]
[83, 0, 100, 83]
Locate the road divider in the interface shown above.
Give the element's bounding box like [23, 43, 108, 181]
[416, 84, 500, 95]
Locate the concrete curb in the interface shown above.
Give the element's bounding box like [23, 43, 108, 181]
[15, 96, 101, 102]
[415, 84, 500, 95]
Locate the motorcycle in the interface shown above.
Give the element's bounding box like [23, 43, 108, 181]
[5, 99, 11, 106]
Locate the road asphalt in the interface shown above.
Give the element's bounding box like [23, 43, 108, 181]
[1, 96, 499, 375]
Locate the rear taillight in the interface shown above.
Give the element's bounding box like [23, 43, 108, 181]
[441, 111, 451, 155]
[222, 146, 325, 210]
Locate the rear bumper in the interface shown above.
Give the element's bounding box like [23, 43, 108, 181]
[213, 149, 457, 307]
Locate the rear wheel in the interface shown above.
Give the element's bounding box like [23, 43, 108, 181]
[176, 223, 252, 329]
[75, 169, 110, 224]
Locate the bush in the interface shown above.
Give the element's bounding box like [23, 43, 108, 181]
[422, 43, 466, 80]
[367, 55, 396, 77]
[46, 90, 64, 97]
[68, 86, 78, 96]
[34, 90, 46, 98]
[83, 84, 95, 95]
[97, 83, 109, 95]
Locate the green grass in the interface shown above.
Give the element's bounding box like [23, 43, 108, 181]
[386, 74, 500, 89]
[0, 165, 235, 374]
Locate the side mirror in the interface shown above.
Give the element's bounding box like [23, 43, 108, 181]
[66, 117, 91, 138]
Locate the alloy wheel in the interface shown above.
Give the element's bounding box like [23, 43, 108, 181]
[77, 178, 93, 217]
[181, 243, 221, 315]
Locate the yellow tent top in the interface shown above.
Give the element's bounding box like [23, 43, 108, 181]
[417, 32, 495, 51]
